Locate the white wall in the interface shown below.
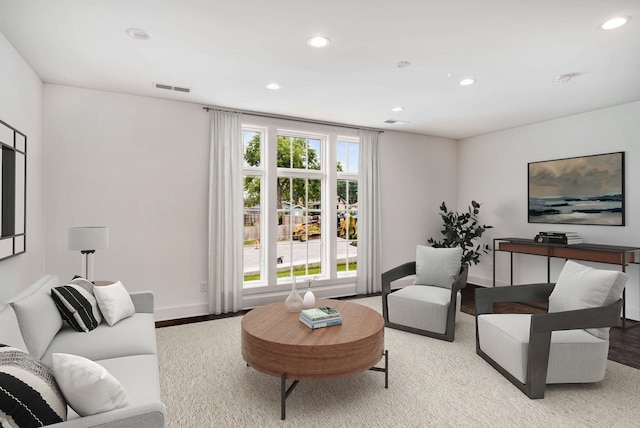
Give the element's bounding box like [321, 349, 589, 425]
[43, 85, 459, 319]
[459, 101, 640, 320]
[379, 130, 458, 271]
[43, 85, 211, 320]
[0, 33, 44, 301]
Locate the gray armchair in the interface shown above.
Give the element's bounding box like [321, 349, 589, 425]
[381, 246, 467, 342]
[475, 260, 628, 399]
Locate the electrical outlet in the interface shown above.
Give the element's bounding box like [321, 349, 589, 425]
[200, 282, 207, 292]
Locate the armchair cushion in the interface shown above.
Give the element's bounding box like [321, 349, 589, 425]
[549, 260, 628, 339]
[478, 313, 609, 384]
[387, 285, 461, 334]
[414, 246, 462, 289]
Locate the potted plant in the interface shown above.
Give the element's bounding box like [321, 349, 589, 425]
[427, 200, 493, 272]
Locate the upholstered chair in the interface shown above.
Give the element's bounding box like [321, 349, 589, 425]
[476, 260, 628, 399]
[381, 246, 467, 342]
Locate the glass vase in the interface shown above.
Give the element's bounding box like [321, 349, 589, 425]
[284, 276, 303, 313]
[303, 288, 316, 309]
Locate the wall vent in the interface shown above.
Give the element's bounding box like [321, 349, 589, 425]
[153, 82, 191, 93]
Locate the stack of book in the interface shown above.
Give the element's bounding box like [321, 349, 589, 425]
[299, 306, 342, 329]
[534, 231, 583, 245]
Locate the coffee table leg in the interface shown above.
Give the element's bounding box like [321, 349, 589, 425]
[280, 373, 299, 420]
[384, 350, 389, 388]
[369, 349, 389, 388]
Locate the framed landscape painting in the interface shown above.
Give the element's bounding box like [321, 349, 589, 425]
[528, 151, 624, 226]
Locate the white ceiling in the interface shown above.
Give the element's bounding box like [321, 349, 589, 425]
[1, 0, 639, 139]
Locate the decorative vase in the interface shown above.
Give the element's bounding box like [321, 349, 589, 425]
[303, 289, 316, 309]
[284, 276, 303, 313]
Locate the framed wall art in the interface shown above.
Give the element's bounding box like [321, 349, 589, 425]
[528, 151, 624, 226]
[0, 118, 27, 261]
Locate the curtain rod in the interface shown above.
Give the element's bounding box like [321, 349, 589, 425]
[202, 105, 383, 133]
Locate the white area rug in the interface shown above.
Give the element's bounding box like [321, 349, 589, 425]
[156, 297, 640, 427]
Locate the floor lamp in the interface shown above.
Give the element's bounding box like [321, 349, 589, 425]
[68, 226, 109, 281]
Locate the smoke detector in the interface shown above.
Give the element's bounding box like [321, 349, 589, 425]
[153, 82, 191, 93]
[556, 73, 577, 84]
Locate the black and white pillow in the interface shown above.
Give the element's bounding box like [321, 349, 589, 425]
[0, 344, 67, 427]
[51, 279, 102, 332]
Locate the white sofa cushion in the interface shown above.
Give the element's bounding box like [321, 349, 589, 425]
[0, 304, 29, 352]
[41, 313, 157, 367]
[414, 246, 462, 289]
[549, 260, 628, 339]
[10, 274, 63, 359]
[52, 353, 129, 417]
[478, 313, 609, 384]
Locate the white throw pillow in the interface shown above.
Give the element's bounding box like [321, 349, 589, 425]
[414, 246, 463, 289]
[94, 281, 135, 326]
[51, 353, 130, 417]
[549, 260, 628, 339]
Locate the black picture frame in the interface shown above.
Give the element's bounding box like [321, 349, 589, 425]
[0, 119, 27, 261]
[528, 151, 624, 226]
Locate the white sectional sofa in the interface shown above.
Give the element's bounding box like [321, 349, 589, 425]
[0, 274, 166, 427]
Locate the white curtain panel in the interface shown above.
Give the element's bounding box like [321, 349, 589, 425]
[208, 110, 244, 314]
[357, 129, 382, 294]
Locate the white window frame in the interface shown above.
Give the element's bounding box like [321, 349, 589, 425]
[335, 137, 359, 278]
[241, 118, 359, 303]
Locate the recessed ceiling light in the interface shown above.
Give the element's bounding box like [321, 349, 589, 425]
[459, 78, 476, 86]
[307, 36, 330, 48]
[601, 16, 630, 30]
[391, 106, 404, 112]
[125, 28, 151, 40]
[266, 83, 281, 90]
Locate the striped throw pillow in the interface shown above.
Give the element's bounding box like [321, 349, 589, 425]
[0, 344, 67, 427]
[51, 280, 102, 333]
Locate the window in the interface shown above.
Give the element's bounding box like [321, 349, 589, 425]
[242, 121, 359, 294]
[336, 139, 358, 275]
[277, 134, 324, 280]
[243, 128, 264, 283]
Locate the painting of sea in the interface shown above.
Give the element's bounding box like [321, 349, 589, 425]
[528, 152, 624, 226]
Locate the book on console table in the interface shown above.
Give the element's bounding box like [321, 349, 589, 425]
[299, 314, 343, 329]
[539, 231, 580, 237]
[300, 306, 341, 322]
[535, 234, 583, 245]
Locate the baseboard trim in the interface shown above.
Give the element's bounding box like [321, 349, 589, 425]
[155, 283, 358, 322]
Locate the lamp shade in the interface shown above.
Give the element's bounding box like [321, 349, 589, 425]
[68, 227, 109, 251]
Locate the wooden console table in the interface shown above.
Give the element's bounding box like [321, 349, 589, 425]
[493, 237, 640, 330]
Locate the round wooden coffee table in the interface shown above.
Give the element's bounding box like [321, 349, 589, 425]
[241, 298, 388, 419]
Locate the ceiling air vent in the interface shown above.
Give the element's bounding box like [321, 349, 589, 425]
[384, 119, 409, 125]
[153, 82, 191, 93]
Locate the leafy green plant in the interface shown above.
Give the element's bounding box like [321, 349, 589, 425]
[427, 200, 493, 266]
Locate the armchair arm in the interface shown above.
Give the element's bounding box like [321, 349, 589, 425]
[451, 265, 468, 293]
[530, 299, 623, 333]
[381, 262, 416, 296]
[475, 283, 555, 316]
[525, 299, 623, 398]
[381, 262, 416, 323]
